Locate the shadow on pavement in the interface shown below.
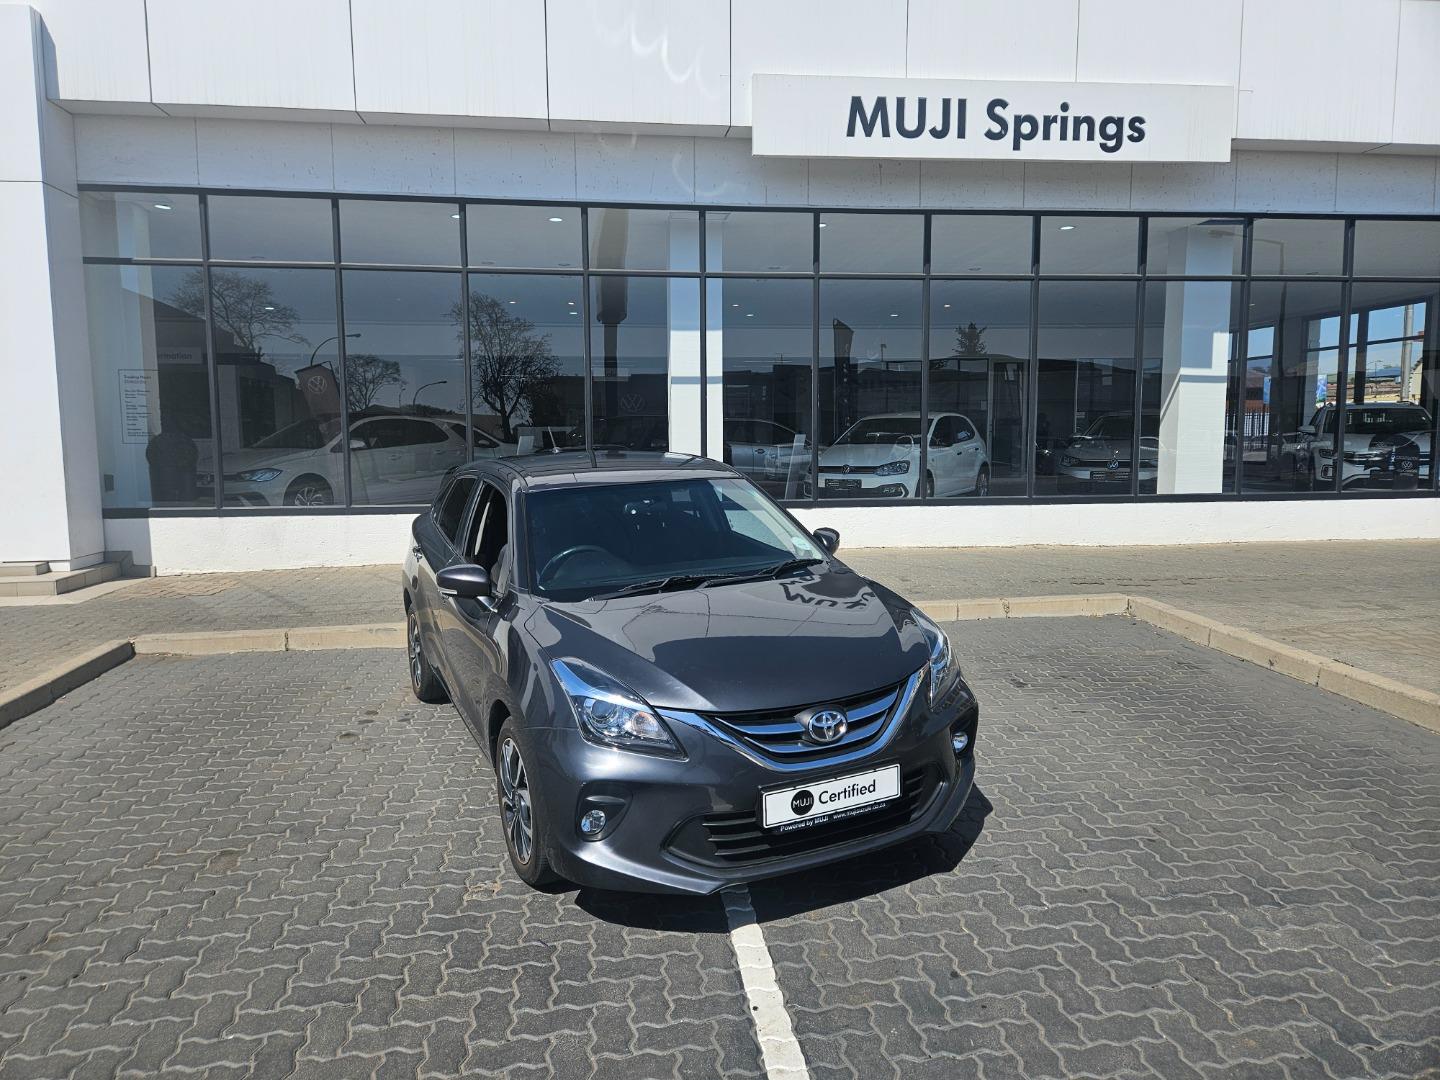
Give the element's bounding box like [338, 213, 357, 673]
[569, 786, 992, 931]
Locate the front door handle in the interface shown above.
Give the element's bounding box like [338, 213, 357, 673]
[411, 545, 425, 561]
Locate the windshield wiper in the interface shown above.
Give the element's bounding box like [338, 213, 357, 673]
[701, 557, 824, 587]
[591, 574, 714, 600]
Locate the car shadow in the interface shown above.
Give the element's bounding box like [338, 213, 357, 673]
[570, 785, 992, 932]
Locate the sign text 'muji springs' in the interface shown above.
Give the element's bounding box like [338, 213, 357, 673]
[847, 95, 1146, 155]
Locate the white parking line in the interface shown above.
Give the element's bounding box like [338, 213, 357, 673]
[722, 885, 810, 1080]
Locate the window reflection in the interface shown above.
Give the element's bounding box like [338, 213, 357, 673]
[80, 192, 201, 260]
[1239, 282, 1344, 492]
[208, 196, 334, 263]
[705, 211, 812, 273]
[1342, 283, 1438, 490]
[1140, 281, 1239, 495]
[1040, 217, 1138, 275]
[85, 265, 213, 507]
[1353, 221, 1440, 279]
[204, 268, 343, 506]
[1251, 219, 1344, 276]
[709, 278, 813, 497]
[1035, 282, 1140, 495]
[817, 281, 925, 498]
[1146, 218, 1243, 276]
[465, 275, 584, 454]
[342, 270, 467, 505]
[589, 276, 699, 453]
[930, 215, 1033, 275]
[929, 280, 1030, 496]
[588, 208, 699, 271]
[820, 214, 923, 273]
[467, 204, 582, 269]
[339, 200, 461, 266]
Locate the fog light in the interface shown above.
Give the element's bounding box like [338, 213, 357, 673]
[951, 732, 969, 754]
[579, 809, 607, 836]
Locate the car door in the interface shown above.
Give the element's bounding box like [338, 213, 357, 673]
[413, 473, 479, 687]
[382, 418, 465, 504]
[928, 415, 961, 495]
[953, 415, 984, 491]
[441, 479, 513, 735]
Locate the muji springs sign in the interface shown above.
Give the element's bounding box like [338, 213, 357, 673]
[751, 75, 1235, 163]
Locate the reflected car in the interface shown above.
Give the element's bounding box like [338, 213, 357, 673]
[1293, 403, 1434, 490]
[402, 452, 979, 894]
[566, 414, 669, 452]
[212, 414, 508, 506]
[815, 412, 991, 498]
[1055, 413, 1158, 492]
[724, 419, 810, 492]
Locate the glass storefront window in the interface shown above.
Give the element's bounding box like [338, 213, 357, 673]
[1341, 282, 1438, 492]
[705, 211, 812, 273]
[339, 200, 461, 266]
[467, 204, 582, 269]
[204, 268, 343, 507]
[928, 280, 1030, 496]
[1250, 218, 1344, 276]
[1238, 282, 1344, 493]
[819, 213, 923, 273]
[1353, 220, 1440, 279]
[85, 265, 214, 507]
[1140, 281, 1240, 495]
[1146, 218, 1244, 276]
[588, 208, 699, 271]
[466, 274, 585, 454]
[1040, 216, 1138, 275]
[1034, 282, 1140, 495]
[80, 192, 201, 260]
[708, 278, 814, 498]
[930, 215, 1033, 275]
[817, 280, 924, 498]
[341, 270, 467, 505]
[208, 196, 334, 263]
[589, 276, 700, 453]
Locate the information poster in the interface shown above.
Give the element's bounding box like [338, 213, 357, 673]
[119, 369, 157, 444]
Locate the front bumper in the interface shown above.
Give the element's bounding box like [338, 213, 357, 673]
[812, 473, 914, 499]
[527, 689, 978, 894]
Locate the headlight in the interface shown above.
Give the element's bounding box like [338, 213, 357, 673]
[1316, 447, 1335, 459]
[550, 658, 681, 756]
[875, 459, 911, 476]
[912, 609, 964, 709]
[235, 468, 283, 482]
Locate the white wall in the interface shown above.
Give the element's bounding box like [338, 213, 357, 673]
[104, 498, 1440, 575]
[25, 0, 1440, 154]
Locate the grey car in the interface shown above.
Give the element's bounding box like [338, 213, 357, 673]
[402, 452, 979, 894]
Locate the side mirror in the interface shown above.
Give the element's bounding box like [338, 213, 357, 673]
[812, 527, 840, 556]
[436, 563, 491, 600]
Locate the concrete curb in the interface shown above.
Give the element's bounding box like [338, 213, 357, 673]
[0, 639, 134, 730]
[0, 623, 406, 732]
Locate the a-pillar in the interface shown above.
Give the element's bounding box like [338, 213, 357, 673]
[0, 5, 104, 569]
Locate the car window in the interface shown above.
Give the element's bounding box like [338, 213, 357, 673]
[434, 476, 477, 543]
[467, 482, 509, 579]
[954, 417, 976, 441]
[930, 417, 956, 447]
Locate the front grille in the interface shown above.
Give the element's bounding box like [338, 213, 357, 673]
[818, 464, 880, 474]
[695, 768, 929, 864]
[706, 680, 905, 765]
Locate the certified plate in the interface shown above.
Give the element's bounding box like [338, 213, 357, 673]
[761, 764, 900, 830]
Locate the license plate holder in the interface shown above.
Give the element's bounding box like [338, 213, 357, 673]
[760, 763, 901, 831]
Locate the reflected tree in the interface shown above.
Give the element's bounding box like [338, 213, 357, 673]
[344, 353, 402, 414]
[952, 322, 989, 359]
[451, 292, 560, 442]
[169, 269, 307, 362]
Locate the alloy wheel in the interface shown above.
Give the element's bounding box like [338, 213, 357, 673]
[288, 482, 331, 506]
[407, 610, 423, 689]
[499, 738, 534, 865]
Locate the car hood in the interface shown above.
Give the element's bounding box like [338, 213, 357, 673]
[196, 446, 322, 475]
[525, 564, 929, 713]
[818, 443, 919, 468]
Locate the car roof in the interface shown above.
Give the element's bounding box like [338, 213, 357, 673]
[460, 450, 742, 490]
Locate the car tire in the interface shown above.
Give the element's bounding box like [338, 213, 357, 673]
[407, 605, 447, 704]
[285, 476, 333, 506]
[923, 473, 935, 498]
[495, 720, 559, 888]
[975, 466, 990, 497]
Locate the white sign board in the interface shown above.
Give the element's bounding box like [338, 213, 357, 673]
[119, 369, 158, 444]
[752, 75, 1235, 163]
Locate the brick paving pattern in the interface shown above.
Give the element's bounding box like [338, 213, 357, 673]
[0, 650, 763, 1080]
[753, 617, 1440, 1079]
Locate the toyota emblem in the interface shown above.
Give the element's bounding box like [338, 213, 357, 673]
[803, 708, 848, 745]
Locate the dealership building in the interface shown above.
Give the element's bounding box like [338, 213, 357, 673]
[3, 0, 1439, 575]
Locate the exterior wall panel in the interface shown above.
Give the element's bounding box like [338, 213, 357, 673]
[907, 0, 1079, 81]
[26, 0, 153, 110]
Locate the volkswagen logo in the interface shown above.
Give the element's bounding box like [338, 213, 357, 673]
[842, 463, 852, 474]
[306, 374, 329, 394]
[803, 708, 848, 745]
[1106, 458, 1121, 471]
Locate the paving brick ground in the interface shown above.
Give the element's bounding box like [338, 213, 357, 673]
[4, 539, 1437, 698]
[753, 617, 1440, 1080]
[0, 650, 762, 1080]
[2, 619, 1437, 1078]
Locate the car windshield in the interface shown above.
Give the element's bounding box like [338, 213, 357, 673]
[1331, 407, 1432, 436]
[251, 417, 335, 450]
[835, 417, 923, 445]
[527, 477, 825, 601]
[1079, 414, 1160, 440]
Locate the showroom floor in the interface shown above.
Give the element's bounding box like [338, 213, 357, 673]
[2, 618, 1435, 1079]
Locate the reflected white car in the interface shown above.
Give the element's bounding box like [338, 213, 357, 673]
[1294, 402, 1434, 490]
[724, 419, 809, 494]
[1054, 412, 1159, 491]
[207, 415, 510, 506]
[816, 412, 990, 498]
